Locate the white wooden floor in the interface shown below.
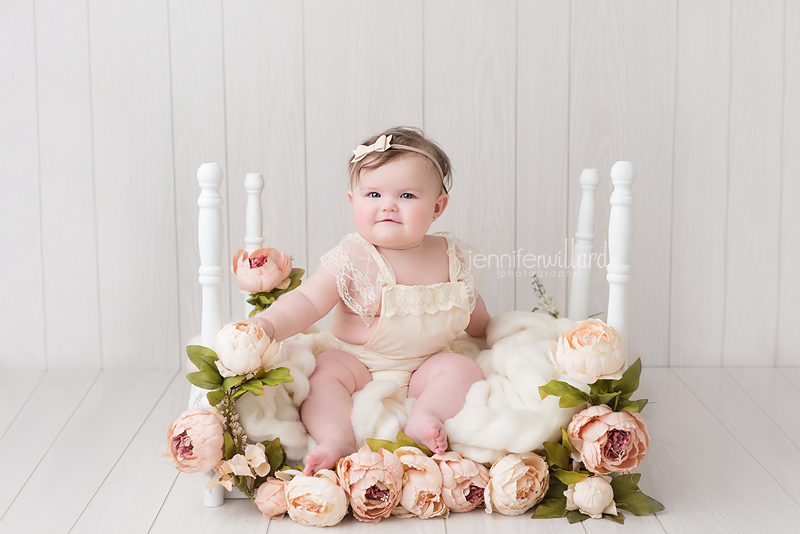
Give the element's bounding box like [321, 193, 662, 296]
[1, 367, 798, 534]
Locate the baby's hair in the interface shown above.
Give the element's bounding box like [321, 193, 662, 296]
[347, 126, 453, 194]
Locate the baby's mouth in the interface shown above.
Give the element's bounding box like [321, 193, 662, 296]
[378, 218, 400, 223]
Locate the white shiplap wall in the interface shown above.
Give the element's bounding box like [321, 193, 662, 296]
[1, 0, 797, 369]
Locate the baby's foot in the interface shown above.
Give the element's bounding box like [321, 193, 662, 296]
[404, 413, 448, 454]
[303, 437, 356, 476]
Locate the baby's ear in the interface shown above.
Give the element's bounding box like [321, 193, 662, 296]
[433, 194, 449, 217]
[347, 190, 354, 204]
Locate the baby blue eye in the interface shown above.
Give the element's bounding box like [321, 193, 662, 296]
[401, 193, 415, 199]
[368, 192, 380, 198]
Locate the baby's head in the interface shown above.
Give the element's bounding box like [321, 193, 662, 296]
[348, 127, 452, 195]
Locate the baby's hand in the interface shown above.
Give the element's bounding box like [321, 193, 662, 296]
[246, 316, 275, 340]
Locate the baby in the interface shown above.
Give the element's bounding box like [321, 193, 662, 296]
[251, 127, 491, 475]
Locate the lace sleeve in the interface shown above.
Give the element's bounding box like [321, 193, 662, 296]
[319, 235, 388, 326]
[450, 235, 485, 314]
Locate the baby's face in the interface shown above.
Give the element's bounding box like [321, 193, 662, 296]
[348, 155, 447, 249]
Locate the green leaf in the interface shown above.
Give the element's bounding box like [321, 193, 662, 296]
[543, 442, 570, 470]
[254, 368, 266, 379]
[396, 431, 433, 456]
[366, 438, 396, 453]
[248, 309, 256, 318]
[634, 398, 649, 412]
[551, 468, 591, 485]
[224, 432, 234, 459]
[615, 489, 665, 516]
[186, 371, 222, 390]
[617, 398, 640, 412]
[264, 438, 285, 476]
[604, 512, 625, 524]
[207, 390, 225, 407]
[241, 379, 265, 396]
[593, 391, 621, 405]
[532, 499, 568, 519]
[610, 473, 641, 496]
[258, 295, 269, 306]
[261, 367, 294, 386]
[542, 480, 568, 501]
[567, 510, 590, 524]
[246, 296, 259, 305]
[222, 375, 246, 392]
[232, 388, 248, 399]
[561, 427, 575, 453]
[612, 358, 642, 396]
[186, 345, 219, 372]
[538, 380, 591, 408]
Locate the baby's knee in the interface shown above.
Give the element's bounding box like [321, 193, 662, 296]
[431, 352, 484, 382]
[311, 350, 370, 392]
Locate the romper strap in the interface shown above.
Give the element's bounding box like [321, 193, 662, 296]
[443, 235, 459, 283]
[357, 235, 396, 285]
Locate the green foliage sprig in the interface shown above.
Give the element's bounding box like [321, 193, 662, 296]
[366, 430, 439, 457]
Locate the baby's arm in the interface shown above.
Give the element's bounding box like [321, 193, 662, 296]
[465, 294, 490, 338]
[250, 264, 340, 342]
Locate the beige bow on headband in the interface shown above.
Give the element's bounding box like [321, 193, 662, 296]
[351, 134, 393, 163]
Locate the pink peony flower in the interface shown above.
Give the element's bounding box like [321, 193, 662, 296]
[565, 474, 617, 519]
[393, 447, 448, 519]
[285, 470, 348, 527]
[337, 446, 404, 523]
[232, 248, 292, 295]
[255, 478, 288, 519]
[567, 404, 650, 474]
[214, 321, 280, 378]
[484, 452, 549, 516]
[433, 451, 490, 512]
[162, 409, 224, 474]
[549, 319, 626, 384]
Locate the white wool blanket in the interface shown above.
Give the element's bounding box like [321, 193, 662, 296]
[227, 311, 582, 465]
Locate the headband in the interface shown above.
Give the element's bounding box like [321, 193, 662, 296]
[350, 134, 445, 184]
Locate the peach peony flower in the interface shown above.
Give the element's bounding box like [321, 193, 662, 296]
[337, 446, 404, 523]
[255, 477, 288, 519]
[549, 319, 626, 384]
[232, 248, 292, 295]
[567, 404, 650, 474]
[285, 470, 348, 527]
[214, 321, 280, 378]
[433, 451, 490, 512]
[484, 452, 549, 516]
[162, 409, 224, 474]
[565, 474, 617, 519]
[393, 446, 448, 519]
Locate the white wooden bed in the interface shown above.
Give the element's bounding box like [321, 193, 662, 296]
[190, 160, 635, 508]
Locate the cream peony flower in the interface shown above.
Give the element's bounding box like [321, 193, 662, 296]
[162, 409, 224, 474]
[214, 321, 280, 378]
[484, 452, 549, 515]
[232, 248, 292, 295]
[206, 460, 234, 491]
[337, 446, 403, 523]
[393, 446, 448, 519]
[549, 319, 626, 384]
[255, 477, 288, 519]
[565, 475, 617, 519]
[245, 443, 272, 477]
[285, 470, 348, 527]
[568, 404, 650, 474]
[433, 451, 490, 512]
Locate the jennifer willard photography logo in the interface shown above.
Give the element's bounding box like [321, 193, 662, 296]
[468, 238, 608, 279]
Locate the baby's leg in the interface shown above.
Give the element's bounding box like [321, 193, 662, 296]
[404, 353, 484, 454]
[300, 350, 371, 475]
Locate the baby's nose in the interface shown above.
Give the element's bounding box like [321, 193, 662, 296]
[381, 200, 398, 211]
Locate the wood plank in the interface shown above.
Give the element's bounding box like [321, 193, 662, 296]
[147, 471, 267, 534]
[35, 0, 102, 368]
[723, 0, 784, 365]
[0, 370, 100, 517]
[425, 0, 517, 315]
[674, 368, 800, 503]
[669, 0, 730, 366]
[516, 0, 570, 315]
[726, 368, 800, 449]
[169, 0, 231, 358]
[636, 368, 797, 532]
[0, 371, 44, 438]
[304, 0, 424, 288]
[569, 0, 676, 366]
[0, 0, 45, 369]
[446, 509, 586, 533]
[69, 370, 184, 533]
[222, 0, 306, 321]
[778, 0, 800, 366]
[0, 369, 173, 532]
[89, 0, 179, 367]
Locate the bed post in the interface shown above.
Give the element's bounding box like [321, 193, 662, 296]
[606, 161, 634, 351]
[196, 162, 225, 508]
[568, 169, 600, 321]
[243, 173, 265, 318]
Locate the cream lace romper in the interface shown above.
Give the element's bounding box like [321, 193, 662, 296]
[317, 232, 480, 397]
